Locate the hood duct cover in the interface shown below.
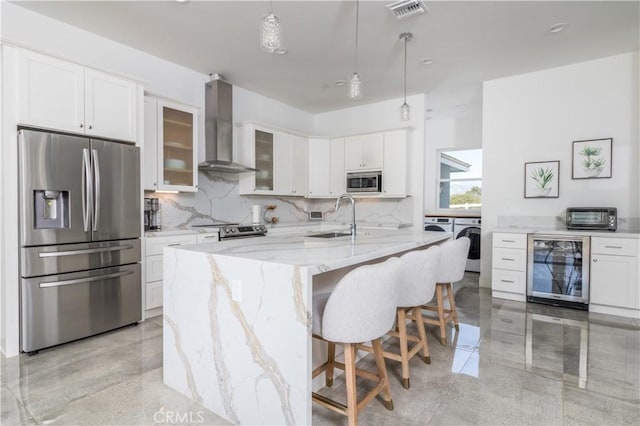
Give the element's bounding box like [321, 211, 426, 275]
[198, 78, 257, 173]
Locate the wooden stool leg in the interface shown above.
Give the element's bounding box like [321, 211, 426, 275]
[397, 308, 410, 389]
[326, 342, 336, 387]
[436, 284, 447, 345]
[372, 338, 394, 411]
[412, 307, 431, 364]
[445, 282, 459, 331]
[343, 343, 358, 426]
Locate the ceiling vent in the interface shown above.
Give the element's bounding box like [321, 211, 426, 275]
[386, 0, 428, 20]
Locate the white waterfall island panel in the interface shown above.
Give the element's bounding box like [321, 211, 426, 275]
[163, 230, 451, 425]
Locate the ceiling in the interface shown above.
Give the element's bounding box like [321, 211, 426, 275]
[11, 1, 640, 116]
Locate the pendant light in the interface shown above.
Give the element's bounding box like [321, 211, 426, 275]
[348, 0, 363, 99]
[261, 0, 284, 53]
[399, 32, 412, 121]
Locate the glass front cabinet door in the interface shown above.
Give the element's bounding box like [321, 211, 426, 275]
[157, 100, 198, 192]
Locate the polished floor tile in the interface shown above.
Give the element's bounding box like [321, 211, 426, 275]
[2, 272, 639, 425]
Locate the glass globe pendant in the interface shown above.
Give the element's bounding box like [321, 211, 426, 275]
[261, 1, 283, 53]
[347, 0, 363, 99]
[400, 102, 411, 121]
[399, 32, 413, 121]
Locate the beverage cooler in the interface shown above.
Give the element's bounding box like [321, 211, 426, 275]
[527, 234, 590, 309]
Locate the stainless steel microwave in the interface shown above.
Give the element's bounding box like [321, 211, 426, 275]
[346, 171, 382, 193]
[566, 207, 617, 231]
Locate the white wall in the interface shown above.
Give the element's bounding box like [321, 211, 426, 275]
[481, 52, 640, 287]
[313, 93, 426, 230]
[423, 108, 482, 213]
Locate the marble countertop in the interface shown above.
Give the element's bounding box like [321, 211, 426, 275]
[171, 229, 451, 272]
[145, 221, 412, 237]
[493, 227, 640, 239]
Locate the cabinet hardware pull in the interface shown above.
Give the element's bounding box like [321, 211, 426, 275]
[500, 280, 515, 283]
[593, 258, 598, 263]
[80, 123, 84, 128]
[502, 239, 516, 243]
[501, 258, 515, 261]
[167, 243, 181, 246]
[604, 245, 623, 249]
[89, 125, 93, 129]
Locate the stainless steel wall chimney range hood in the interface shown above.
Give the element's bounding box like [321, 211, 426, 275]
[198, 74, 257, 173]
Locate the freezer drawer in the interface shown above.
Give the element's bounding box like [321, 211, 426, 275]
[21, 239, 141, 277]
[20, 263, 141, 353]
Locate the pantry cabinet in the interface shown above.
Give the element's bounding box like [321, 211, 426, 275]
[18, 49, 137, 142]
[143, 96, 198, 192]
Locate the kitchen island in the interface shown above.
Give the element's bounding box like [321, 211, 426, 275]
[162, 229, 450, 425]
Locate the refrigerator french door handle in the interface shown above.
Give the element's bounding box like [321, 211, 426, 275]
[82, 148, 92, 232]
[91, 149, 101, 232]
[38, 245, 134, 258]
[39, 269, 134, 288]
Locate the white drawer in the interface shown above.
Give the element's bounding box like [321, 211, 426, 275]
[493, 233, 527, 249]
[493, 247, 526, 271]
[196, 233, 219, 244]
[146, 281, 163, 310]
[145, 254, 164, 282]
[591, 237, 639, 257]
[492, 269, 526, 294]
[145, 235, 197, 256]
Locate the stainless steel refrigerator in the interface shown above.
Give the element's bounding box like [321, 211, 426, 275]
[18, 128, 142, 354]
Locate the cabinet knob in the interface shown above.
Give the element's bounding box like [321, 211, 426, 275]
[79, 123, 84, 128]
[593, 258, 598, 263]
[89, 125, 93, 130]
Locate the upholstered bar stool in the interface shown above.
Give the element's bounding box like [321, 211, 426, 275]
[312, 258, 400, 426]
[422, 237, 471, 345]
[358, 246, 441, 389]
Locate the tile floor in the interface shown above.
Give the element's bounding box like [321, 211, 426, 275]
[2, 273, 639, 425]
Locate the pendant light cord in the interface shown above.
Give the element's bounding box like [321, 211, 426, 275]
[269, 0, 273, 14]
[354, 0, 359, 73]
[403, 35, 407, 103]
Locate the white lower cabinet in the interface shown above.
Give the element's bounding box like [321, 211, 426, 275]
[492, 232, 527, 301]
[144, 234, 200, 313]
[589, 237, 640, 317]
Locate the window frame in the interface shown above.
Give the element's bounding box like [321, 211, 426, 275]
[436, 148, 482, 213]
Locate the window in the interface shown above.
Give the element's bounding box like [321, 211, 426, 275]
[438, 149, 482, 210]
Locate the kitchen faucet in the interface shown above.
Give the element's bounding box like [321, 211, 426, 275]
[334, 193, 356, 242]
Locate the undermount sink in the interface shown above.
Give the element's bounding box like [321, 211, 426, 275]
[308, 232, 352, 238]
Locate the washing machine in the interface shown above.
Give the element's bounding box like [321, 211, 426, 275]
[453, 217, 481, 272]
[424, 216, 454, 233]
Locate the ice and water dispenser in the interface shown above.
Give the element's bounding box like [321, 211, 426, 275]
[33, 190, 69, 229]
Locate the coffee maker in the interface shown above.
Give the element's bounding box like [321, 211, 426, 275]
[144, 198, 160, 231]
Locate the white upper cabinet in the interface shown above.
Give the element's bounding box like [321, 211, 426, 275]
[344, 133, 383, 171]
[382, 130, 407, 197]
[238, 124, 307, 196]
[308, 138, 345, 198]
[308, 138, 330, 197]
[143, 97, 159, 191]
[17, 49, 138, 142]
[18, 50, 84, 134]
[84, 69, 137, 141]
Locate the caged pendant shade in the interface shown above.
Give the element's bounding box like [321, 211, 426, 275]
[348, 0, 363, 99]
[261, 0, 284, 53]
[399, 32, 412, 121]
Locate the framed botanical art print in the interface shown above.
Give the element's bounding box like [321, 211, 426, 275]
[572, 138, 612, 179]
[525, 161, 559, 198]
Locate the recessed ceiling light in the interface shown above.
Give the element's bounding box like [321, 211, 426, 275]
[420, 57, 434, 65]
[175, 0, 190, 3]
[274, 48, 288, 55]
[548, 23, 568, 34]
[335, 80, 346, 86]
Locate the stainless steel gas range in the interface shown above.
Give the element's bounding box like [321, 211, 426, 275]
[191, 223, 268, 240]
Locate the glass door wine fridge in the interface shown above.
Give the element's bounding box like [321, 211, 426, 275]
[527, 234, 590, 309]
